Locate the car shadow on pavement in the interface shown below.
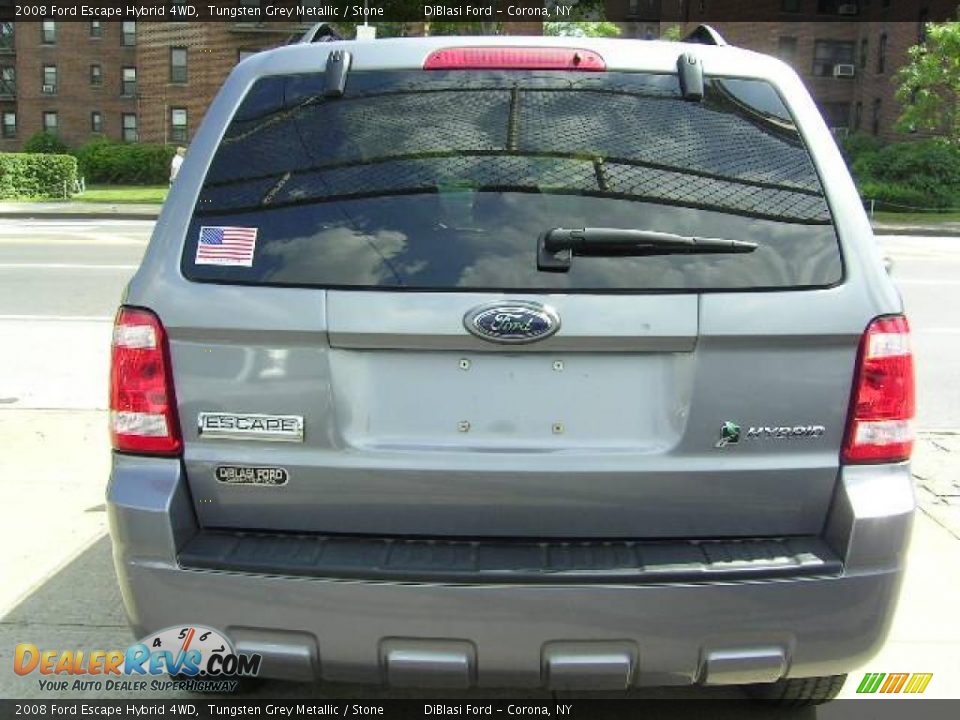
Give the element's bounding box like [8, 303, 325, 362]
[1, 535, 816, 718]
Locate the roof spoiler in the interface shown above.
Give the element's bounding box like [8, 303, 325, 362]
[682, 25, 728, 47]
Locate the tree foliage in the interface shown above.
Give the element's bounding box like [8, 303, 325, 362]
[660, 24, 683, 41]
[544, 22, 621, 38]
[895, 22, 960, 143]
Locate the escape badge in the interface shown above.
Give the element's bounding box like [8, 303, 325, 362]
[198, 412, 304, 442]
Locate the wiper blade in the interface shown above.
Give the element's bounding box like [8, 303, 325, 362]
[537, 227, 758, 272]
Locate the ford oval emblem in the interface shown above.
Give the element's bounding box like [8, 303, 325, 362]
[463, 301, 560, 344]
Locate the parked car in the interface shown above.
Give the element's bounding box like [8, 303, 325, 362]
[107, 31, 915, 704]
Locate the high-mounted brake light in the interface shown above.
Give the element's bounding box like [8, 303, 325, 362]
[109, 307, 182, 456]
[424, 47, 606, 72]
[842, 315, 915, 464]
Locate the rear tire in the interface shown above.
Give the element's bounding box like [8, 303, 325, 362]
[745, 674, 847, 706]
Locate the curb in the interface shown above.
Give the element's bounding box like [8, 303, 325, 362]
[0, 211, 159, 220]
[873, 226, 960, 238]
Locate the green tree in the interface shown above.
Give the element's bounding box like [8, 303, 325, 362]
[544, 22, 621, 38]
[660, 24, 683, 41]
[895, 21, 960, 143]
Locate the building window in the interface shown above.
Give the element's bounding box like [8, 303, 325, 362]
[777, 36, 798, 64]
[122, 113, 138, 142]
[817, 0, 860, 14]
[820, 102, 850, 130]
[170, 47, 188, 84]
[781, 0, 802, 12]
[90, 64, 102, 86]
[0, 66, 14, 98]
[859, 38, 868, 68]
[121, 67, 137, 96]
[90, 21, 102, 38]
[122, 22, 136, 47]
[41, 21, 56, 45]
[854, 101, 862, 131]
[877, 33, 887, 73]
[238, 48, 260, 63]
[812, 40, 855, 77]
[42, 65, 56, 94]
[91, 111, 102, 133]
[170, 107, 188, 142]
[0, 22, 14, 53]
[2, 111, 15, 139]
[871, 98, 881, 135]
[43, 111, 58, 134]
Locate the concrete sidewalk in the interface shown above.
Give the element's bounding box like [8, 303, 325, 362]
[913, 432, 960, 540]
[0, 200, 161, 220]
[1, 200, 960, 236]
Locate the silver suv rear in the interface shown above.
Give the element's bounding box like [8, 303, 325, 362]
[107, 34, 915, 703]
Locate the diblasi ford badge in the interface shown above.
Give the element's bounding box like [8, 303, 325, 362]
[464, 301, 560, 344]
[198, 412, 304, 442]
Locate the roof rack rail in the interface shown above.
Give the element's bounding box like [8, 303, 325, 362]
[682, 25, 728, 47]
[300, 22, 343, 44]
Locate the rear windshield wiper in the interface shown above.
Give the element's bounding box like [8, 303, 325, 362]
[537, 227, 758, 272]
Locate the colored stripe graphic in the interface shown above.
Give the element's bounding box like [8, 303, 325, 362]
[904, 673, 933, 694]
[856, 672, 885, 693]
[880, 673, 909, 693]
[857, 672, 933, 694]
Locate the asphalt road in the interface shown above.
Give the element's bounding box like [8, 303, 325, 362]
[1, 219, 958, 707]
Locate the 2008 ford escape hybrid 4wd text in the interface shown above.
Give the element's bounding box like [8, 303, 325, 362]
[106, 32, 916, 704]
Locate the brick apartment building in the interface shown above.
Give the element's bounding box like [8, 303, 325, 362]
[0, 19, 299, 151]
[0, 1, 956, 153]
[667, 0, 960, 140]
[0, 18, 543, 152]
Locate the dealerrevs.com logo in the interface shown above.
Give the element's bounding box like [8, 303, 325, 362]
[14, 625, 261, 693]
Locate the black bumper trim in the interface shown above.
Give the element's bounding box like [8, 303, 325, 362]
[178, 531, 842, 584]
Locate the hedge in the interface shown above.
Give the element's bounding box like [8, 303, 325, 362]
[857, 181, 943, 210]
[23, 130, 69, 155]
[0, 153, 78, 199]
[842, 134, 960, 211]
[73, 140, 176, 185]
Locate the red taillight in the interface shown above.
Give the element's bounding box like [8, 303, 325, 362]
[109, 307, 182, 456]
[842, 315, 915, 464]
[424, 47, 605, 71]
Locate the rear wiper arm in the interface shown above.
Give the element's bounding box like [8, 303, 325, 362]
[537, 227, 758, 272]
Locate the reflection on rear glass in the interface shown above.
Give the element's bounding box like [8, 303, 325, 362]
[185, 70, 841, 291]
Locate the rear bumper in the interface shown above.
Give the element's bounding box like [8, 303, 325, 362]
[107, 456, 914, 689]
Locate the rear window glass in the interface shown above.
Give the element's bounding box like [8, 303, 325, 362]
[183, 69, 841, 291]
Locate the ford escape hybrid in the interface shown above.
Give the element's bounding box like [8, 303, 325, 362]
[107, 33, 915, 703]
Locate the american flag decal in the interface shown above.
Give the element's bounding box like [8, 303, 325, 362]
[195, 226, 258, 267]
